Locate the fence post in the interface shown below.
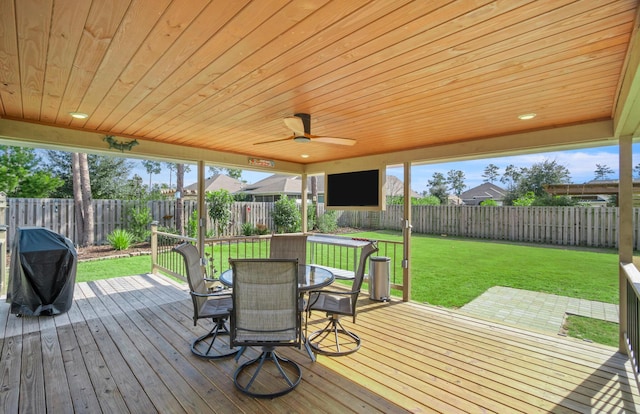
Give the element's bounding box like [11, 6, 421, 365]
[151, 221, 158, 275]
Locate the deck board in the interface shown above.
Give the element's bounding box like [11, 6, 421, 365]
[0, 273, 638, 413]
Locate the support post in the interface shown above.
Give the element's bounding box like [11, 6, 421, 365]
[619, 135, 633, 353]
[403, 162, 412, 302]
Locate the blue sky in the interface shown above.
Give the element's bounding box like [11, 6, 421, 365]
[137, 143, 638, 194]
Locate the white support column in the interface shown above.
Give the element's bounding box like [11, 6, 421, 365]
[403, 162, 412, 302]
[198, 161, 206, 255]
[619, 135, 633, 353]
[301, 172, 308, 233]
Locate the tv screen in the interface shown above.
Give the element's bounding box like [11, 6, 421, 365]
[325, 169, 385, 211]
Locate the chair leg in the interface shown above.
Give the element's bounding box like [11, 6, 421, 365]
[191, 318, 239, 359]
[233, 346, 302, 398]
[307, 315, 361, 356]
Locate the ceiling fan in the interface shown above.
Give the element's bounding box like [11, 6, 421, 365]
[254, 113, 356, 146]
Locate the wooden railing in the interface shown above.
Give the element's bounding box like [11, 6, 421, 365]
[149, 224, 406, 297]
[622, 262, 640, 391]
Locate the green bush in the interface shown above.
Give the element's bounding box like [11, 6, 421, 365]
[241, 222, 255, 236]
[255, 223, 269, 235]
[157, 226, 180, 245]
[127, 204, 152, 242]
[317, 210, 338, 233]
[480, 199, 498, 206]
[107, 229, 135, 250]
[187, 210, 198, 238]
[272, 196, 301, 233]
[206, 189, 234, 236]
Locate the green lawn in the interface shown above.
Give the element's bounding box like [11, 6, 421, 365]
[76, 231, 622, 346]
[77, 230, 620, 308]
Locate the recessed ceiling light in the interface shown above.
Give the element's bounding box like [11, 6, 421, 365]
[70, 112, 89, 119]
[518, 113, 536, 120]
[301, 154, 310, 158]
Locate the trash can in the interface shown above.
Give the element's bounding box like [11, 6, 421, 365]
[7, 227, 77, 316]
[368, 256, 390, 302]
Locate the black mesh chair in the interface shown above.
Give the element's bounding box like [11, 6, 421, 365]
[229, 258, 302, 398]
[270, 233, 307, 264]
[306, 241, 378, 356]
[173, 243, 239, 359]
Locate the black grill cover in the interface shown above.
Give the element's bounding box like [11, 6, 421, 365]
[7, 227, 77, 316]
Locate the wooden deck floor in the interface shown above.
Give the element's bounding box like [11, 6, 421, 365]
[1, 273, 638, 413]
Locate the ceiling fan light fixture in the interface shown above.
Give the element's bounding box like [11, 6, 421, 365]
[293, 135, 311, 143]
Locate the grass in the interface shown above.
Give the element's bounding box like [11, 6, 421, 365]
[563, 315, 619, 347]
[76, 230, 621, 346]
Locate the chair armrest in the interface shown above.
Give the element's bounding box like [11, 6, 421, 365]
[190, 291, 233, 299]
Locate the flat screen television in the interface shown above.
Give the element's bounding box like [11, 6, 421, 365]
[324, 168, 385, 211]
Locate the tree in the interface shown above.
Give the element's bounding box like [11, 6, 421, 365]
[500, 164, 524, 190]
[446, 169, 466, 196]
[427, 172, 448, 204]
[208, 166, 242, 180]
[502, 159, 571, 205]
[142, 160, 162, 188]
[594, 164, 614, 181]
[206, 189, 234, 237]
[634, 163, 640, 179]
[482, 164, 500, 183]
[0, 146, 62, 197]
[47, 151, 134, 199]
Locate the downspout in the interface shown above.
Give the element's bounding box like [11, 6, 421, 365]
[198, 161, 206, 259]
[301, 172, 308, 233]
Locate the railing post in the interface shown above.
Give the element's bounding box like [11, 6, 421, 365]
[0, 224, 6, 297]
[151, 221, 158, 275]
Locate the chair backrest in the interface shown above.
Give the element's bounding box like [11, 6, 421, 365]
[352, 241, 379, 293]
[173, 243, 208, 317]
[230, 258, 300, 347]
[270, 234, 307, 265]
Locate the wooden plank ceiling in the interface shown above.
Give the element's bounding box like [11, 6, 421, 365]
[0, 0, 639, 169]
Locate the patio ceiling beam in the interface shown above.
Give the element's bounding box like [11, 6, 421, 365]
[613, 5, 640, 138]
[305, 120, 615, 175]
[0, 118, 304, 175]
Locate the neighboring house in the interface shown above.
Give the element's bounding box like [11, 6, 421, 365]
[241, 174, 325, 202]
[459, 182, 507, 205]
[243, 174, 419, 202]
[385, 175, 421, 198]
[162, 174, 245, 199]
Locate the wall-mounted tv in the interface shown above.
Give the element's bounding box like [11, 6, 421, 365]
[325, 168, 386, 211]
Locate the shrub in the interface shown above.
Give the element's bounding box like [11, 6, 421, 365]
[480, 199, 498, 206]
[317, 210, 338, 233]
[107, 229, 135, 250]
[241, 222, 255, 236]
[255, 223, 269, 235]
[187, 210, 198, 238]
[206, 189, 234, 236]
[272, 196, 301, 233]
[127, 204, 152, 242]
[157, 226, 179, 245]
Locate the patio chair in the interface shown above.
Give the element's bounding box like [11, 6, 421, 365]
[173, 243, 239, 359]
[306, 241, 378, 356]
[270, 233, 307, 265]
[229, 258, 302, 398]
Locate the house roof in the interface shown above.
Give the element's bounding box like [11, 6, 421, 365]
[0, 2, 638, 175]
[184, 174, 245, 194]
[242, 175, 325, 196]
[460, 182, 507, 204]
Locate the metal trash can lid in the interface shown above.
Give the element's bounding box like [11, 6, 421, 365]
[370, 256, 390, 262]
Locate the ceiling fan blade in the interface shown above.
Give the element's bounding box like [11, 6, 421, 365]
[284, 116, 305, 135]
[254, 136, 294, 145]
[311, 136, 357, 146]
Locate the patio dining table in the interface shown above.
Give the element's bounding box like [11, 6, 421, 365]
[219, 264, 334, 361]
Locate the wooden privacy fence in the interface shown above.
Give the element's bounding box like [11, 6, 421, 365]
[3, 199, 276, 247]
[3, 198, 640, 250]
[339, 205, 640, 249]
